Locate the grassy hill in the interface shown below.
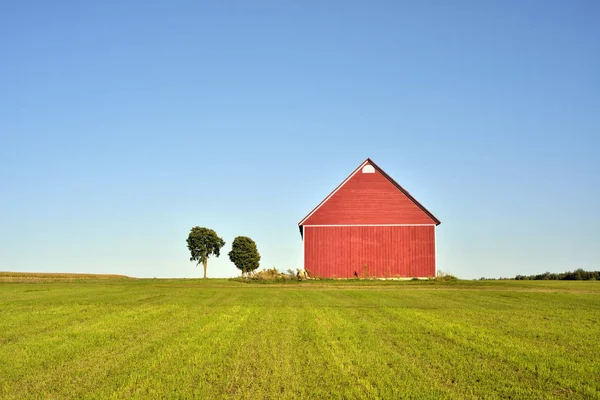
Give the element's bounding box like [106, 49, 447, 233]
[1, 277, 599, 398]
[0, 271, 131, 283]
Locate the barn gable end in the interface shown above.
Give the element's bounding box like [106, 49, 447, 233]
[299, 159, 440, 228]
[298, 158, 440, 278]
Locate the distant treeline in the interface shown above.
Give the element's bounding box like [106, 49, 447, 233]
[514, 269, 600, 281]
[478, 269, 600, 281]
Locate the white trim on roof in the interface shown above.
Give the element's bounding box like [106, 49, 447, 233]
[298, 159, 370, 226]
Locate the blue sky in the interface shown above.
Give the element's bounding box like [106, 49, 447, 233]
[1, 1, 598, 279]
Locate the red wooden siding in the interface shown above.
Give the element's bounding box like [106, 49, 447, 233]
[302, 166, 437, 225]
[304, 226, 435, 278]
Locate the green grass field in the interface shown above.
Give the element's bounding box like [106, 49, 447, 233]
[1, 274, 599, 399]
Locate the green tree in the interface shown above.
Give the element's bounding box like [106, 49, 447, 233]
[186, 226, 225, 279]
[228, 236, 261, 275]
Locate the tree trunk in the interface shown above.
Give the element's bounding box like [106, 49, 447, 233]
[203, 260, 208, 279]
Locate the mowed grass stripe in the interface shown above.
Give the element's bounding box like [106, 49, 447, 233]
[1, 285, 236, 398]
[309, 294, 447, 399]
[376, 293, 599, 398]
[106, 306, 254, 398]
[0, 279, 599, 399]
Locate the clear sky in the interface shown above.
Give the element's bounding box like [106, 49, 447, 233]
[1, 1, 598, 279]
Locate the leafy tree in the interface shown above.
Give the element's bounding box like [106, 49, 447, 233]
[186, 226, 225, 279]
[228, 236, 261, 275]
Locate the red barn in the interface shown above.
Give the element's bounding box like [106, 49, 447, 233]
[298, 158, 441, 278]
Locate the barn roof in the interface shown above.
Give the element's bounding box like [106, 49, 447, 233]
[298, 158, 441, 236]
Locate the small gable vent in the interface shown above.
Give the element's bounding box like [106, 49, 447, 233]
[362, 165, 375, 173]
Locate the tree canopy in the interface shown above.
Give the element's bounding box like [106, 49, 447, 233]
[228, 236, 261, 275]
[186, 226, 225, 279]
